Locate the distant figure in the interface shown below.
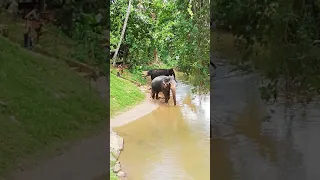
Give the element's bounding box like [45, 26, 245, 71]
[23, 8, 39, 50]
[117, 64, 123, 77]
[24, 26, 33, 50]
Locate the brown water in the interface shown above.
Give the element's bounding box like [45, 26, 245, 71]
[211, 31, 320, 180]
[114, 81, 210, 180]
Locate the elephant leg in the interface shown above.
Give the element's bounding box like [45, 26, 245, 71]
[156, 92, 159, 99]
[164, 97, 169, 103]
[151, 91, 155, 99]
[164, 91, 169, 103]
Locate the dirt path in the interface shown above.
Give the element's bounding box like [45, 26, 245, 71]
[9, 78, 159, 180]
[10, 131, 110, 180]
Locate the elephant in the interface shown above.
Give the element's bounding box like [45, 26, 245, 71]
[151, 75, 177, 106]
[146, 68, 177, 83]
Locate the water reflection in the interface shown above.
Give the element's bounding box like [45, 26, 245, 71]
[211, 63, 320, 180]
[114, 81, 210, 180]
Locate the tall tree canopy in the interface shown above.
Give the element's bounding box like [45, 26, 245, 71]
[111, 0, 210, 88]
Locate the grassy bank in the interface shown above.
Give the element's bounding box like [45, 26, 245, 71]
[110, 72, 145, 179]
[110, 68, 147, 86]
[109, 61, 178, 87]
[0, 11, 109, 69]
[0, 37, 107, 177]
[110, 73, 145, 117]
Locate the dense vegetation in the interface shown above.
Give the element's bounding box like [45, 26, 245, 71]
[111, 0, 210, 89]
[2, 0, 109, 69]
[213, 0, 320, 103]
[48, 0, 109, 67]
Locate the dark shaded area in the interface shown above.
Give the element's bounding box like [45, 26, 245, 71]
[210, 63, 320, 180]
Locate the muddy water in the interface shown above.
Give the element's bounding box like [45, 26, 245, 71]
[211, 31, 320, 180]
[114, 80, 210, 180]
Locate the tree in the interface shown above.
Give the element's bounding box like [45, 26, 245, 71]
[110, 0, 210, 90]
[112, 0, 132, 67]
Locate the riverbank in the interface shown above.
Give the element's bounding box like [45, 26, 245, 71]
[110, 72, 156, 180]
[110, 92, 163, 179]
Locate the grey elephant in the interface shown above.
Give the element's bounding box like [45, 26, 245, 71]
[151, 75, 177, 106]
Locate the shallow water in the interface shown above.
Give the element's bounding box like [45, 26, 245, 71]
[211, 31, 320, 180]
[114, 80, 210, 180]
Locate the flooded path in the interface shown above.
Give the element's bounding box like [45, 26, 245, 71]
[113, 80, 210, 180]
[211, 64, 320, 180]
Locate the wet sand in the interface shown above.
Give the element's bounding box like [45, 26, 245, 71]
[110, 91, 160, 128]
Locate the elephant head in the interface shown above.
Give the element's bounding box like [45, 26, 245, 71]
[168, 68, 177, 83]
[162, 77, 171, 89]
[146, 70, 152, 76]
[162, 77, 177, 106]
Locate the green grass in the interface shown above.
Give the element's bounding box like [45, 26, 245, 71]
[109, 61, 176, 86]
[110, 171, 118, 180]
[0, 11, 81, 62]
[1, 11, 143, 179]
[109, 159, 118, 180]
[110, 68, 147, 85]
[110, 73, 144, 117]
[0, 37, 107, 177]
[109, 72, 144, 179]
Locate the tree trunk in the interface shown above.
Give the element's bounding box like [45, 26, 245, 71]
[154, 48, 158, 63]
[112, 0, 132, 67]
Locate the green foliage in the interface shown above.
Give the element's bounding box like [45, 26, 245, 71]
[48, 0, 109, 67]
[214, 0, 320, 102]
[111, 0, 209, 89]
[71, 15, 106, 66]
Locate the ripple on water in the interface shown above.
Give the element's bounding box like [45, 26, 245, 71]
[116, 81, 210, 180]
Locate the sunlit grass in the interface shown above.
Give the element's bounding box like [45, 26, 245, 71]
[110, 73, 144, 117]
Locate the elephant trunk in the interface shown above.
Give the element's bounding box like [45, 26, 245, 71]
[171, 82, 177, 105]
